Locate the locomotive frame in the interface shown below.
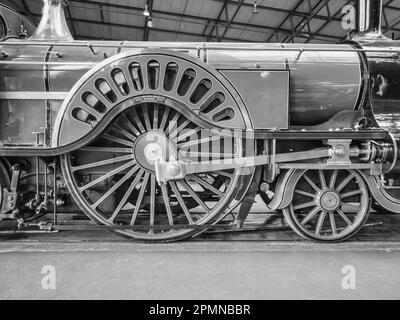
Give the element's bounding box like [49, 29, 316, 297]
[0, 0, 399, 242]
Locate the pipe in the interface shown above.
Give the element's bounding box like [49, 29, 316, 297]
[30, 0, 73, 41]
[355, 0, 385, 39]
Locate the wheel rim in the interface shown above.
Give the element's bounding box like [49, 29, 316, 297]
[284, 169, 370, 241]
[0, 158, 10, 187]
[61, 103, 248, 241]
[0, 158, 10, 211]
[374, 175, 400, 205]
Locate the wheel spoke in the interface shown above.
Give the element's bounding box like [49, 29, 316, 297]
[103, 133, 135, 147]
[177, 127, 201, 143]
[153, 104, 158, 129]
[170, 181, 194, 224]
[93, 165, 140, 208]
[129, 109, 145, 133]
[149, 175, 156, 228]
[341, 190, 362, 199]
[143, 104, 152, 130]
[293, 201, 316, 211]
[111, 124, 137, 142]
[319, 170, 327, 189]
[159, 106, 170, 131]
[188, 174, 224, 197]
[294, 189, 316, 199]
[79, 161, 135, 192]
[169, 119, 191, 143]
[160, 183, 174, 226]
[175, 119, 191, 134]
[166, 112, 180, 134]
[303, 174, 321, 192]
[214, 171, 233, 179]
[130, 172, 150, 226]
[336, 208, 353, 226]
[315, 211, 327, 236]
[79, 147, 133, 153]
[180, 179, 210, 213]
[72, 154, 134, 172]
[329, 212, 337, 235]
[179, 135, 222, 149]
[336, 172, 354, 192]
[329, 170, 338, 189]
[108, 169, 144, 223]
[300, 206, 320, 225]
[120, 113, 141, 136]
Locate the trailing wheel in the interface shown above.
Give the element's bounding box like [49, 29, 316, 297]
[282, 169, 370, 242]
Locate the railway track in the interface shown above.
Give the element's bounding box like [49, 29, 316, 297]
[0, 212, 399, 243]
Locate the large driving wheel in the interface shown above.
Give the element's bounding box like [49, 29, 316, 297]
[61, 104, 248, 241]
[58, 50, 253, 242]
[282, 169, 370, 242]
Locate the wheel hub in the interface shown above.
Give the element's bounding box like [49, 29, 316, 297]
[319, 190, 340, 211]
[134, 131, 177, 172]
[144, 143, 163, 162]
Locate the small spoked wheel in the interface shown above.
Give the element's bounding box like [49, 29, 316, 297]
[282, 169, 371, 242]
[61, 103, 248, 242]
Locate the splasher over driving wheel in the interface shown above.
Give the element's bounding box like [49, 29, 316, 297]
[59, 51, 254, 242]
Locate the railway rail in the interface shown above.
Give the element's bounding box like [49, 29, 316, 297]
[0, 211, 396, 243]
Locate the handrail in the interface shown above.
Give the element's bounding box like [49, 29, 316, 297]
[0, 40, 399, 54]
[0, 61, 95, 66]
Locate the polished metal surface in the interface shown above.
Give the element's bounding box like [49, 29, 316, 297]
[0, 91, 69, 100]
[355, 0, 385, 39]
[353, 39, 400, 143]
[30, 0, 73, 41]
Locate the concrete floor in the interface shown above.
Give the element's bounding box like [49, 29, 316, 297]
[1, 203, 400, 300]
[1, 241, 400, 299]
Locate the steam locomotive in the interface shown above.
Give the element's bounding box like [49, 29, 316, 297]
[0, 0, 398, 242]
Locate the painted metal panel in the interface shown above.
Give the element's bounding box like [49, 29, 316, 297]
[221, 69, 289, 129]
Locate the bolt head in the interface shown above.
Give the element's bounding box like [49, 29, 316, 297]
[260, 182, 270, 192]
